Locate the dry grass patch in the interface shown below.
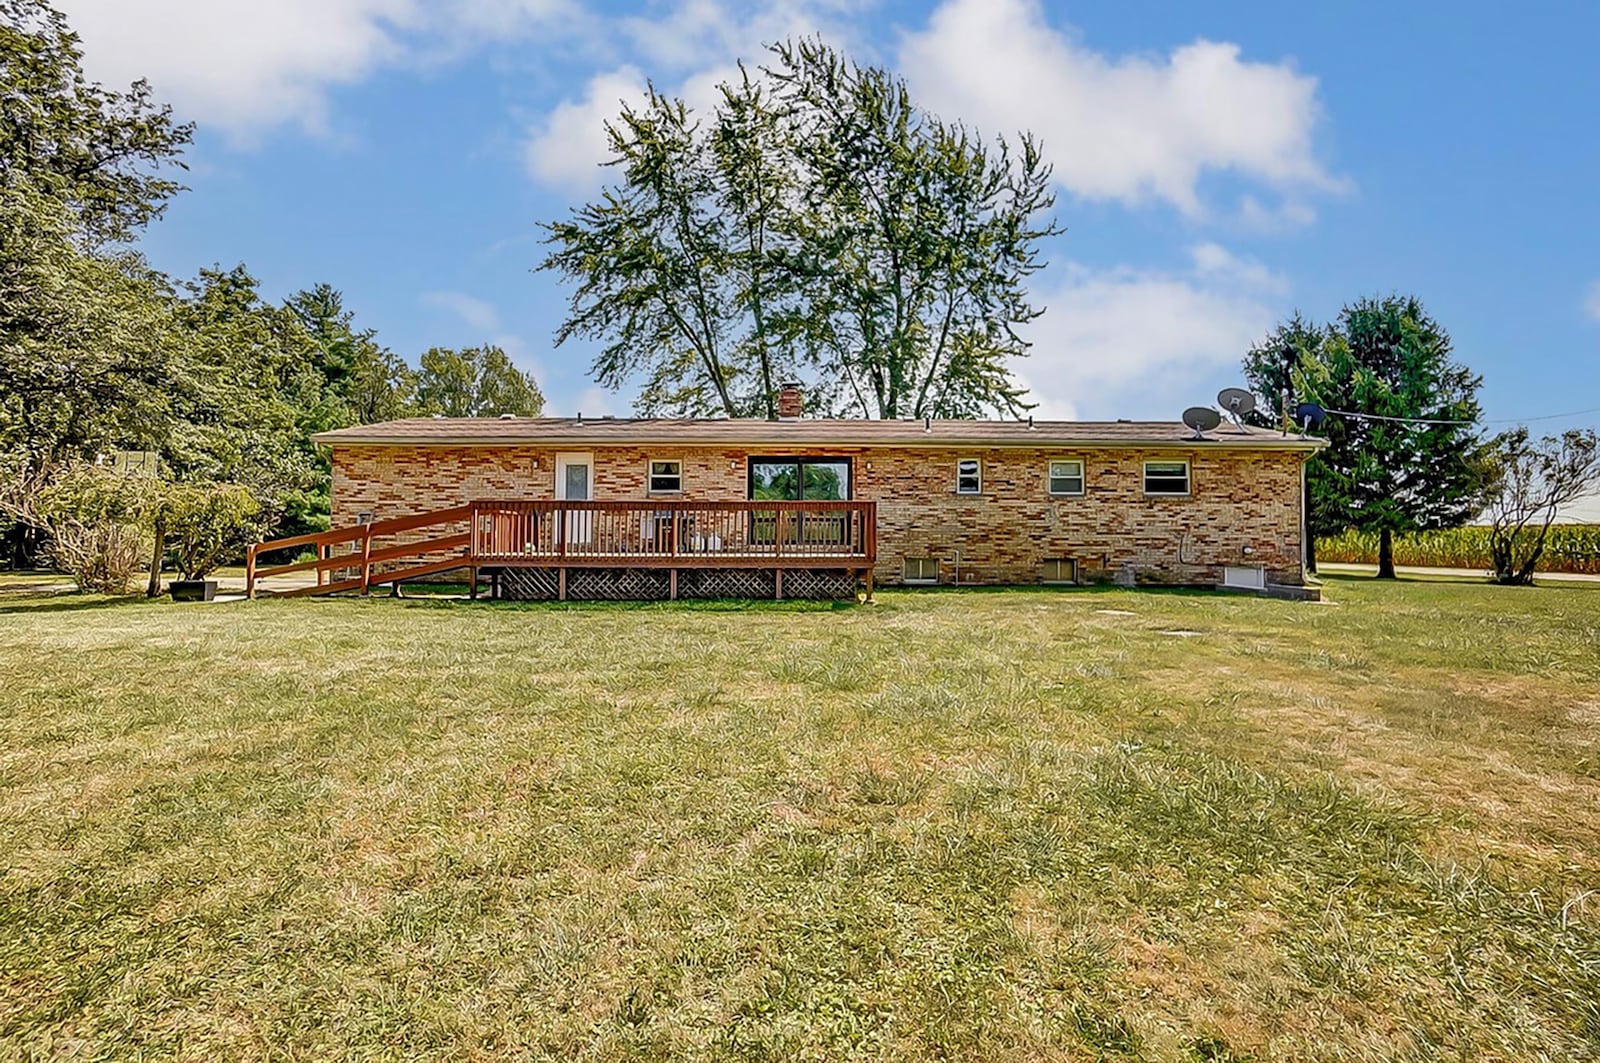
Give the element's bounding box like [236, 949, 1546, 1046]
[0, 579, 1597, 1059]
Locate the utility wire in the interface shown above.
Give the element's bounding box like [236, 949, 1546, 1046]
[1316, 404, 1600, 428]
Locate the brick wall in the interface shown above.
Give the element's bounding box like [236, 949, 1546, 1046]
[331, 442, 1308, 586]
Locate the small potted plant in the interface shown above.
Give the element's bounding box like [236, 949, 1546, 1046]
[161, 482, 261, 602]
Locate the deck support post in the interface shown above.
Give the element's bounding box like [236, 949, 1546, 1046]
[469, 566, 478, 600]
[558, 566, 567, 601]
[670, 569, 678, 601]
[359, 528, 373, 596]
[775, 568, 784, 601]
[864, 567, 874, 603]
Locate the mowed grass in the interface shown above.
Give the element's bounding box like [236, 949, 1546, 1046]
[1, 579, 1598, 1061]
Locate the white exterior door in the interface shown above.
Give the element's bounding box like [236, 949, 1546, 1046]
[555, 452, 593, 545]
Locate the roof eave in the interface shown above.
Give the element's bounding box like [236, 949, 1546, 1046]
[311, 431, 1327, 451]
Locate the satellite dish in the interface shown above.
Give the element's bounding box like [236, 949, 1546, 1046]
[1294, 402, 1326, 431]
[1217, 388, 1257, 419]
[1182, 406, 1223, 438]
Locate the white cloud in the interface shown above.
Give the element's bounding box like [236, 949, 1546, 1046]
[1238, 194, 1318, 234]
[1584, 280, 1600, 323]
[898, 0, 1341, 215]
[1188, 242, 1289, 295]
[423, 290, 502, 332]
[1015, 249, 1286, 419]
[55, 0, 571, 139]
[420, 291, 546, 379]
[618, 0, 864, 73]
[569, 385, 625, 418]
[523, 0, 865, 194]
[524, 66, 649, 192]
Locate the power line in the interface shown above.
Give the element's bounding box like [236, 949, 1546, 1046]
[1315, 404, 1600, 428]
[1321, 408, 1474, 426]
[1486, 405, 1600, 425]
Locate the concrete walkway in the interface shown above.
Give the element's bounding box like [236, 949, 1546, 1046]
[1317, 562, 1600, 584]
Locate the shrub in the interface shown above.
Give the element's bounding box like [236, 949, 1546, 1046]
[159, 481, 262, 581]
[36, 465, 154, 593]
[48, 522, 148, 593]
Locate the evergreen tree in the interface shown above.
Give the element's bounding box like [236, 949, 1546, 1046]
[1245, 296, 1486, 578]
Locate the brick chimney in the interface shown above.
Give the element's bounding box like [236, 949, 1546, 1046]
[776, 382, 803, 419]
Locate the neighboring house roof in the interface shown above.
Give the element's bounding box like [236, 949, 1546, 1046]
[314, 416, 1325, 451]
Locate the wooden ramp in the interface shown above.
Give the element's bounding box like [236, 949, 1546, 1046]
[247, 500, 877, 601]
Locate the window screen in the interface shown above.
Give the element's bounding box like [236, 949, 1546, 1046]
[1048, 460, 1084, 495]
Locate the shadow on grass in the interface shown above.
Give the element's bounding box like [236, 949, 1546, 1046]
[348, 581, 1265, 615]
[1316, 571, 1512, 589]
[394, 595, 860, 615]
[0, 593, 152, 616]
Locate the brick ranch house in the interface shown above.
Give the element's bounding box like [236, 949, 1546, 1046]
[289, 393, 1325, 601]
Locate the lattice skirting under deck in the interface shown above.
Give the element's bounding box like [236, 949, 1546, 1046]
[492, 567, 860, 601]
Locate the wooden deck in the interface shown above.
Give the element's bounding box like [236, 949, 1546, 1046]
[247, 499, 877, 600]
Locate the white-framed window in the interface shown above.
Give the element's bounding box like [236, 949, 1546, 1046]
[1040, 558, 1077, 584]
[956, 458, 982, 495]
[1047, 459, 1084, 496]
[903, 557, 940, 584]
[648, 459, 683, 493]
[1143, 459, 1191, 496]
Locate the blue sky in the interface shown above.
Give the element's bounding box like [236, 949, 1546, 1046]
[57, 0, 1600, 436]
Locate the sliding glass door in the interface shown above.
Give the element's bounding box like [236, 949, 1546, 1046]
[749, 458, 851, 501]
[748, 457, 852, 547]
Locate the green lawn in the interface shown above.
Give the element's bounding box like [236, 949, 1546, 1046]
[1, 579, 1598, 1060]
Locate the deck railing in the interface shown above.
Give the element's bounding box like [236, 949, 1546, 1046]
[246, 499, 877, 597]
[472, 499, 876, 566]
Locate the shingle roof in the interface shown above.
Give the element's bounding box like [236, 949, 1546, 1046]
[314, 417, 1323, 451]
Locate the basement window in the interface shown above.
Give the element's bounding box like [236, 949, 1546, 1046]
[648, 459, 683, 494]
[956, 458, 982, 495]
[1041, 558, 1078, 584]
[1048, 459, 1085, 496]
[903, 557, 940, 584]
[1143, 460, 1191, 496]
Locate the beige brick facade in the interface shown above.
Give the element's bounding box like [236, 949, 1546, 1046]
[331, 441, 1308, 587]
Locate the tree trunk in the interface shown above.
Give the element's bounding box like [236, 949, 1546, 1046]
[1376, 527, 1396, 579]
[146, 519, 165, 598]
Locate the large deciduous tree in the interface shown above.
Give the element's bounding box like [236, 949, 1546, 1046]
[540, 39, 1059, 419]
[0, 189, 179, 460]
[167, 267, 330, 537]
[1, 0, 192, 466]
[416, 345, 546, 417]
[0, 0, 191, 243]
[770, 39, 1057, 419]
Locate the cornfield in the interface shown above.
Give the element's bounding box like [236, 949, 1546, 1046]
[1316, 525, 1600, 574]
